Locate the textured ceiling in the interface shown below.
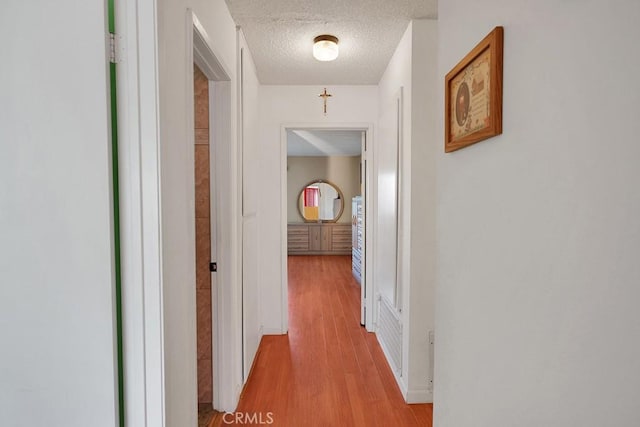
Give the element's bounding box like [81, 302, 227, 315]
[226, 0, 438, 85]
[287, 130, 363, 156]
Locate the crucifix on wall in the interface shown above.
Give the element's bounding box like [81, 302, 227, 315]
[318, 88, 332, 115]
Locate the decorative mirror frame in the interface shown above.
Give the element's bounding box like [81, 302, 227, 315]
[297, 179, 345, 223]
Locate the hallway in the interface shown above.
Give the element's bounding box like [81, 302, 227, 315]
[231, 256, 432, 426]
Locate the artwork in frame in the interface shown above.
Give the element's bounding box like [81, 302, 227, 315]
[445, 26, 503, 153]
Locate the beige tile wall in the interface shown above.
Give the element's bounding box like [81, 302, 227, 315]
[194, 65, 212, 405]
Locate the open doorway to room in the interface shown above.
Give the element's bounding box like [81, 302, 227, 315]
[232, 125, 429, 423]
[188, 12, 235, 426]
[285, 128, 368, 326]
[193, 62, 217, 426]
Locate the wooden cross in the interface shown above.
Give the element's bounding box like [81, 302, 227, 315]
[318, 88, 332, 115]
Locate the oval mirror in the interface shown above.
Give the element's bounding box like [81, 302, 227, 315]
[297, 180, 344, 223]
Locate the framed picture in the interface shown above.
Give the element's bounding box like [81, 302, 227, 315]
[445, 26, 503, 153]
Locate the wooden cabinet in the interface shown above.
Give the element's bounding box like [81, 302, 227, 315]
[331, 225, 352, 252]
[288, 223, 351, 255]
[308, 225, 331, 251]
[308, 226, 320, 251]
[287, 225, 309, 252]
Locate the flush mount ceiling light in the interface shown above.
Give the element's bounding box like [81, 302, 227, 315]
[313, 35, 339, 61]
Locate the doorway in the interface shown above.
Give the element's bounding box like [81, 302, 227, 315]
[283, 127, 372, 329]
[193, 63, 215, 422]
[189, 11, 237, 415]
[118, 7, 239, 424]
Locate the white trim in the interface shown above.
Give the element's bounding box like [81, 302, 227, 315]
[376, 330, 406, 396]
[184, 19, 199, 422]
[261, 327, 285, 335]
[192, 16, 232, 82]
[375, 331, 437, 404]
[280, 122, 375, 333]
[236, 32, 245, 383]
[405, 388, 434, 404]
[212, 80, 239, 413]
[192, 16, 233, 81]
[376, 334, 433, 404]
[394, 87, 404, 310]
[279, 126, 289, 334]
[360, 132, 367, 326]
[363, 128, 375, 332]
[208, 82, 221, 408]
[117, 0, 165, 425]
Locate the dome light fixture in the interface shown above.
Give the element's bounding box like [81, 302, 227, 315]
[313, 35, 339, 61]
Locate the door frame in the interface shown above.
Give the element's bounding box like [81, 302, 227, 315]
[117, 3, 241, 424]
[280, 123, 375, 332]
[187, 11, 240, 413]
[115, 0, 165, 424]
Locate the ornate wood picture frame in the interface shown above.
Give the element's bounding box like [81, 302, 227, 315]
[445, 26, 503, 153]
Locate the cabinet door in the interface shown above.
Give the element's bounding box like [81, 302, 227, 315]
[320, 226, 332, 251]
[309, 225, 321, 251]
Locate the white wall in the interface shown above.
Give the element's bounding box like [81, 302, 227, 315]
[377, 20, 438, 403]
[407, 19, 438, 403]
[377, 23, 412, 310]
[239, 30, 262, 380]
[0, 1, 117, 426]
[258, 85, 377, 333]
[435, 1, 640, 426]
[156, 0, 242, 422]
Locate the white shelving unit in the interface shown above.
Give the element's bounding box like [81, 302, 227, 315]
[352, 196, 363, 284]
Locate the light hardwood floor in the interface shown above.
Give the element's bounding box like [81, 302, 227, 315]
[227, 255, 433, 426]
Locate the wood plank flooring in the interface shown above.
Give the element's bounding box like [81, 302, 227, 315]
[230, 255, 433, 426]
[198, 404, 222, 427]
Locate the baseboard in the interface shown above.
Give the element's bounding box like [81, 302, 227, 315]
[375, 332, 407, 396]
[233, 383, 243, 409]
[405, 388, 433, 404]
[262, 327, 286, 335]
[376, 332, 434, 404]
